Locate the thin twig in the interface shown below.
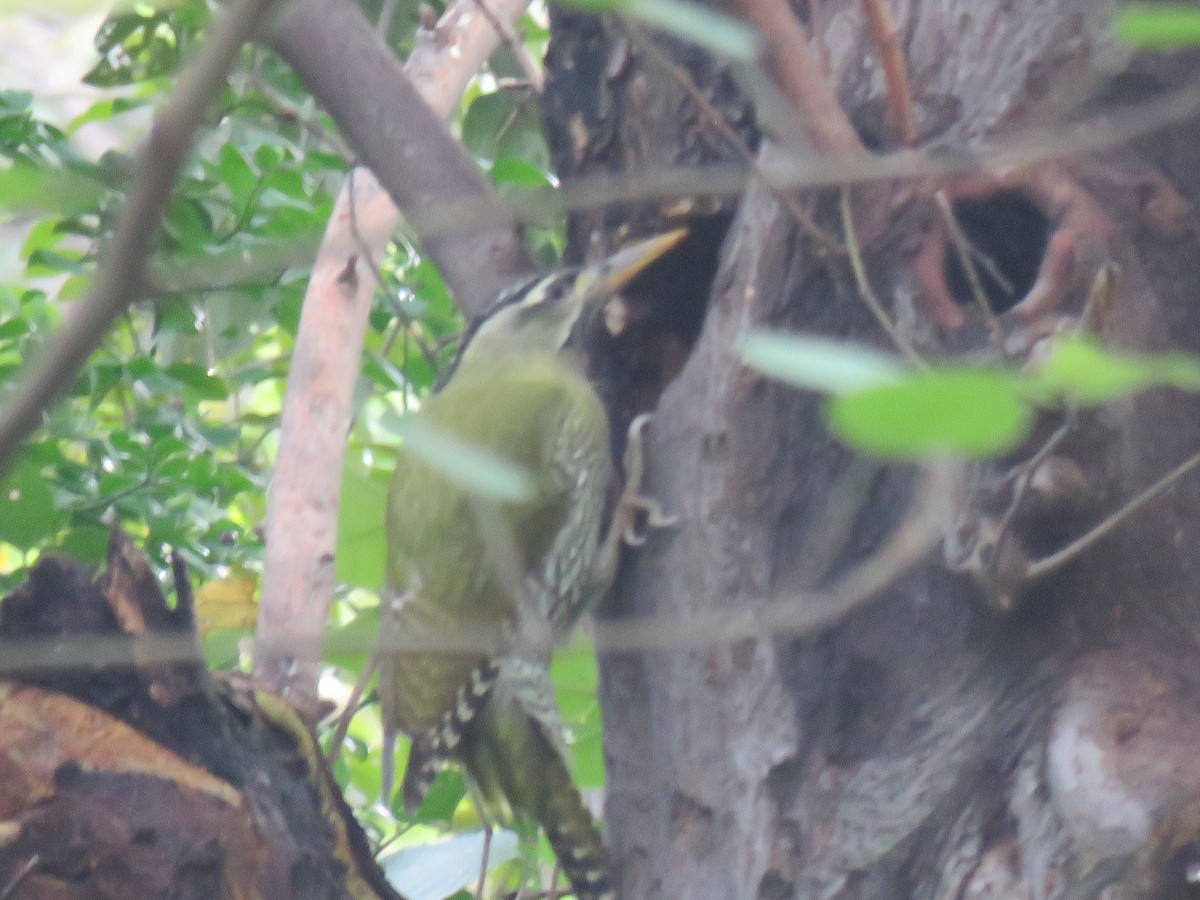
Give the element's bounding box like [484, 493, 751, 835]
[244, 70, 353, 158]
[739, 0, 863, 155]
[325, 648, 378, 767]
[471, 0, 544, 90]
[395, 70, 1200, 243]
[989, 412, 1075, 584]
[0, 854, 39, 900]
[861, 0, 916, 146]
[935, 190, 1002, 345]
[1026, 447, 1200, 581]
[475, 825, 494, 900]
[839, 186, 925, 366]
[345, 169, 442, 373]
[377, 0, 400, 37]
[0, 459, 955, 671]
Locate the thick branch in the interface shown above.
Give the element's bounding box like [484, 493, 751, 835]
[738, 0, 862, 155]
[269, 0, 532, 316]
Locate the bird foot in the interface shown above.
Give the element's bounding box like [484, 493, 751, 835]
[613, 414, 678, 547]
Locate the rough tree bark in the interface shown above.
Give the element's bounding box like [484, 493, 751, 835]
[545, 2, 1200, 898]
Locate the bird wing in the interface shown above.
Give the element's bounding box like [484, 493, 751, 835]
[526, 395, 611, 633]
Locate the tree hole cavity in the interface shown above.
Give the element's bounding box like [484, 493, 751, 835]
[943, 190, 1050, 316]
[587, 213, 730, 458]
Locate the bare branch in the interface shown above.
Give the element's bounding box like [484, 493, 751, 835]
[737, 0, 862, 155]
[861, 0, 916, 146]
[269, 0, 532, 316]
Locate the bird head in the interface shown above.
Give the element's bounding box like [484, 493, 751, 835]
[455, 229, 688, 371]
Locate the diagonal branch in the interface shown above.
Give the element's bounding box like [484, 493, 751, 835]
[268, 0, 532, 317]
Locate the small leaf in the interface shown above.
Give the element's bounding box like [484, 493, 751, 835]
[422, 770, 470, 824]
[395, 418, 536, 503]
[739, 330, 904, 394]
[55, 524, 110, 564]
[1115, 4, 1200, 47]
[202, 629, 248, 668]
[67, 96, 146, 132]
[165, 362, 229, 400]
[551, 639, 604, 788]
[0, 167, 105, 214]
[1030, 335, 1200, 405]
[830, 370, 1031, 457]
[490, 156, 553, 187]
[0, 462, 66, 546]
[215, 143, 259, 204]
[379, 829, 519, 900]
[324, 604, 378, 673]
[629, 0, 760, 59]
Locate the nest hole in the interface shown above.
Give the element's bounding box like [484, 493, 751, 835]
[943, 190, 1050, 315]
[586, 213, 730, 456]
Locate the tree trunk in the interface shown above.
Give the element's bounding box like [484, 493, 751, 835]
[545, 2, 1200, 898]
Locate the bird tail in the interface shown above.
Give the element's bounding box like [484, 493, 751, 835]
[504, 658, 616, 898]
[464, 665, 616, 900]
[399, 657, 501, 812]
[534, 737, 617, 900]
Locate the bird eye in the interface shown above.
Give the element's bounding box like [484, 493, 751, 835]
[538, 275, 568, 305]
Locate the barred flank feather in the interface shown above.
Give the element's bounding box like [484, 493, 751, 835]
[400, 658, 501, 812]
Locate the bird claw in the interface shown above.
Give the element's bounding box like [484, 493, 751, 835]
[614, 413, 678, 547]
[620, 497, 679, 545]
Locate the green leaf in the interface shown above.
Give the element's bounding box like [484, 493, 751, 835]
[830, 370, 1032, 458]
[67, 96, 147, 132]
[337, 459, 389, 590]
[164, 362, 229, 400]
[0, 167, 105, 214]
[215, 144, 259, 204]
[56, 524, 111, 565]
[490, 156, 553, 187]
[740, 330, 904, 394]
[395, 418, 536, 503]
[324, 604, 379, 673]
[629, 0, 760, 59]
[0, 462, 66, 546]
[415, 769, 469, 824]
[1115, 4, 1200, 47]
[202, 628, 249, 668]
[461, 90, 550, 170]
[551, 639, 604, 788]
[1028, 335, 1200, 405]
[0, 317, 29, 340]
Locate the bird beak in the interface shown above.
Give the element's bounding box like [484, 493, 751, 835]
[592, 228, 689, 295]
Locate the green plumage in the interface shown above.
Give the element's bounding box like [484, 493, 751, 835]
[377, 232, 688, 900]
